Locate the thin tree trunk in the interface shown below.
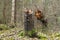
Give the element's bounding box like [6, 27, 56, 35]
[3, 0, 7, 24]
[14, 0, 16, 26]
[11, 0, 16, 26]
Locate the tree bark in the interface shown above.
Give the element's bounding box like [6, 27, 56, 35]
[3, 0, 7, 24]
[11, 0, 16, 26]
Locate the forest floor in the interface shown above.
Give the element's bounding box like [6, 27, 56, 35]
[0, 27, 23, 40]
[0, 27, 40, 40]
[0, 24, 60, 40]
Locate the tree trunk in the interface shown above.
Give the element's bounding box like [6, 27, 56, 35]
[3, 0, 7, 24]
[11, 0, 16, 26]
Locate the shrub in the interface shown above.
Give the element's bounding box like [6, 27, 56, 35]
[0, 24, 9, 30]
[27, 29, 37, 37]
[18, 31, 25, 38]
[37, 32, 48, 39]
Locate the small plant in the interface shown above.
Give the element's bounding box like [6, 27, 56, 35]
[37, 32, 48, 39]
[18, 31, 25, 38]
[28, 29, 37, 37]
[0, 24, 9, 30]
[18, 29, 37, 38]
[55, 33, 60, 37]
[54, 32, 60, 40]
[49, 32, 60, 40]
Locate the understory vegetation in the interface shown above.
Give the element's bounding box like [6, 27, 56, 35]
[0, 24, 60, 40]
[18, 29, 60, 40]
[0, 24, 15, 31]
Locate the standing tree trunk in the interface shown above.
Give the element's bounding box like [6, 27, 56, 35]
[11, 0, 16, 27]
[14, 0, 16, 26]
[3, 0, 7, 24]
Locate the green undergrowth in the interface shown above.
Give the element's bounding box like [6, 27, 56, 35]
[27, 29, 37, 37]
[18, 29, 48, 40]
[0, 37, 14, 40]
[50, 32, 60, 40]
[0, 24, 16, 34]
[37, 32, 48, 40]
[0, 24, 9, 30]
[18, 30, 25, 38]
[0, 24, 15, 31]
[18, 29, 60, 40]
